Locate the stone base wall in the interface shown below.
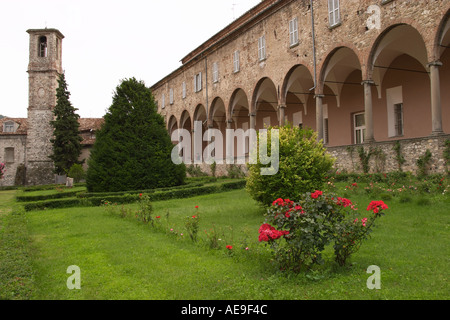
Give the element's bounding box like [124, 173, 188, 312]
[26, 161, 55, 186]
[327, 135, 450, 175]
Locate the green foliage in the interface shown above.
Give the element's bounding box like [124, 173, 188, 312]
[416, 149, 432, 177]
[50, 73, 83, 175]
[185, 212, 200, 242]
[246, 125, 335, 207]
[259, 192, 387, 271]
[67, 164, 85, 183]
[186, 164, 208, 177]
[86, 78, 186, 192]
[137, 194, 153, 224]
[357, 146, 373, 174]
[393, 141, 406, 171]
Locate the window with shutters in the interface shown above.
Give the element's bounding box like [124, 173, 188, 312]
[169, 88, 174, 105]
[328, 0, 341, 27]
[194, 72, 202, 92]
[289, 18, 299, 47]
[258, 35, 266, 61]
[182, 82, 186, 99]
[212, 62, 219, 83]
[233, 51, 240, 73]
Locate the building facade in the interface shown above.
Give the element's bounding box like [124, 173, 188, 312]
[151, 0, 450, 174]
[0, 29, 102, 187]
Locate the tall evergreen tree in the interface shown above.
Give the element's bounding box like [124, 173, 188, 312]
[86, 78, 185, 192]
[50, 73, 83, 175]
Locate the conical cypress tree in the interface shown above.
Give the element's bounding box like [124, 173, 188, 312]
[50, 73, 83, 175]
[86, 78, 186, 192]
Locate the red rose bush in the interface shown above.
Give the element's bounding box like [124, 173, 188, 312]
[259, 191, 388, 271]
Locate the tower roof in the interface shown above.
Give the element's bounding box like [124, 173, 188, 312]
[26, 28, 64, 39]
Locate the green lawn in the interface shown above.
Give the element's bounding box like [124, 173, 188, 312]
[1, 182, 449, 300]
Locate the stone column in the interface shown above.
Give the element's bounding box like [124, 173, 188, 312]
[362, 80, 375, 142]
[249, 112, 256, 130]
[226, 119, 233, 130]
[428, 61, 443, 135]
[278, 104, 286, 126]
[315, 94, 324, 141]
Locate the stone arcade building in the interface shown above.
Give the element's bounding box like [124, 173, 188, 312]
[0, 29, 102, 187]
[1, 1, 450, 186]
[151, 0, 450, 175]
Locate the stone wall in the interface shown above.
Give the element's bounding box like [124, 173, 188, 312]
[327, 134, 450, 175]
[0, 135, 27, 186]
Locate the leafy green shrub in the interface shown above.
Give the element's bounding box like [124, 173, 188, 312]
[246, 125, 335, 207]
[68, 164, 85, 183]
[416, 149, 432, 177]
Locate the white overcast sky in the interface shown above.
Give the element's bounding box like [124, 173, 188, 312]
[0, 0, 261, 119]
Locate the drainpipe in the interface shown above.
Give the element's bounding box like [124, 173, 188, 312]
[309, 0, 317, 92]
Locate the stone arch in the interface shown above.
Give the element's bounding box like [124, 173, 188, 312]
[435, 8, 450, 60]
[229, 88, 250, 130]
[209, 97, 227, 130]
[318, 46, 364, 146]
[281, 64, 315, 128]
[367, 23, 429, 93]
[251, 77, 279, 129]
[367, 23, 433, 139]
[167, 114, 178, 135]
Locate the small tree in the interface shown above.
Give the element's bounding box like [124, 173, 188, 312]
[67, 164, 85, 183]
[50, 73, 83, 175]
[86, 78, 185, 192]
[246, 125, 335, 207]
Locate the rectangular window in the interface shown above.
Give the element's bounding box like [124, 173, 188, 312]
[289, 18, 299, 46]
[394, 103, 404, 136]
[5, 147, 14, 163]
[169, 88, 174, 105]
[161, 94, 165, 109]
[3, 122, 14, 133]
[194, 72, 202, 92]
[354, 113, 366, 144]
[212, 62, 219, 83]
[258, 35, 266, 61]
[233, 51, 240, 73]
[328, 0, 341, 27]
[182, 82, 186, 99]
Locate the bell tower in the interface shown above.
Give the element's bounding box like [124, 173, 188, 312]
[26, 28, 64, 185]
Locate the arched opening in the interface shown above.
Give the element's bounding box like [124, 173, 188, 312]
[209, 97, 227, 161]
[252, 77, 278, 130]
[369, 24, 430, 140]
[437, 11, 450, 133]
[38, 36, 48, 57]
[320, 47, 364, 146]
[282, 64, 315, 130]
[193, 104, 208, 162]
[167, 115, 178, 140]
[179, 110, 192, 163]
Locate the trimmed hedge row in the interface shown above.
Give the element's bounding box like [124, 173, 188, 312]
[16, 190, 81, 202]
[77, 182, 205, 199]
[22, 180, 246, 212]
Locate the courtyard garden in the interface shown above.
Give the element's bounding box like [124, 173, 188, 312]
[0, 173, 448, 300]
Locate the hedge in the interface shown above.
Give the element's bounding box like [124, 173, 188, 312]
[16, 190, 80, 202]
[22, 180, 246, 211]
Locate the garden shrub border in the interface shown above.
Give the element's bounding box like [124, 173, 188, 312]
[22, 180, 246, 211]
